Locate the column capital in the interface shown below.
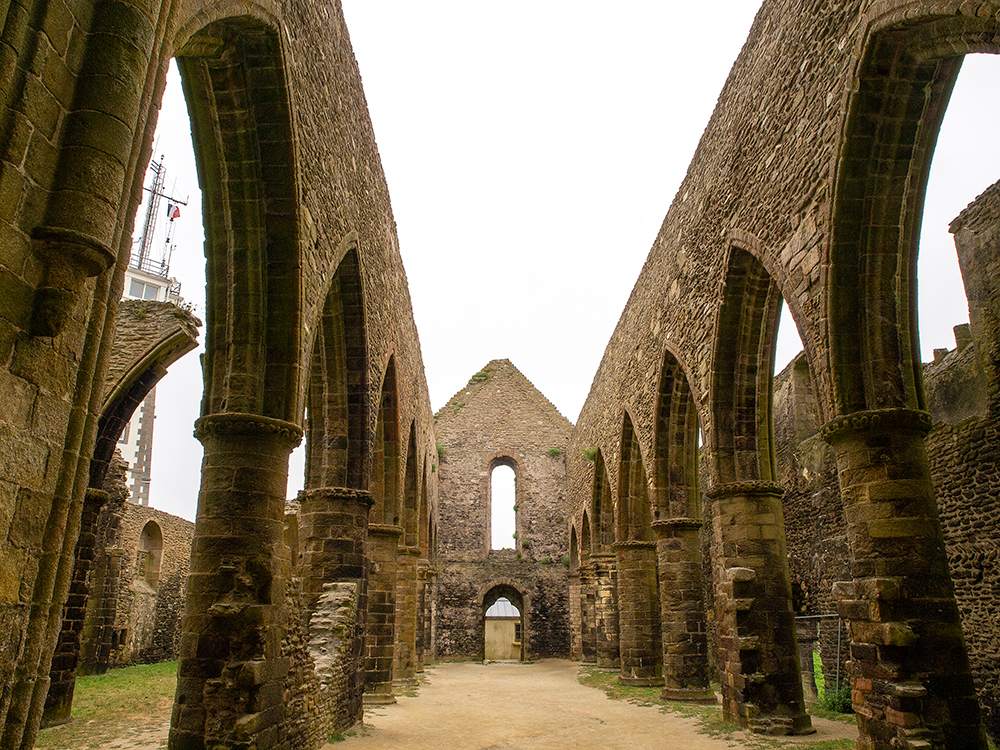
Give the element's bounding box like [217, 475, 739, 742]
[706, 481, 784, 499]
[84, 487, 110, 505]
[613, 540, 656, 550]
[651, 518, 702, 532]
[821, 408, 931, 446]
[298, 486, 374, 509]
[194, 412, 303, 448]
[368, 524, 404, 538]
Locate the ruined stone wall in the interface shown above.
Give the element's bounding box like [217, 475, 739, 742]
[78, 456, 131, 677]
[773, 330, 1000, 739]
[109, 503, 193, 667]
[771, 355, 852, 688]
[434, 360, 572, 660]
[435, 557, 570, 660]
[565, 1, 999, 743]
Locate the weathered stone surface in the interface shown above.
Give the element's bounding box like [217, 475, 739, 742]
[434, 360, 571, 661]
[3, 1, 999, 749]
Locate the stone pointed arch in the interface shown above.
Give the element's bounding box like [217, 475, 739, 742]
[828, 13, 1000, 415]
[822, 14, 998, 745]
[364, 353, 402, 703]
[710, 243, 782, 486]
[177, 16, 302, 422]
[371, 354, 400, 526]
[588, 448, 619, 670]
[614, 410, 661, 686]
[616, 412, 653, 544]
[304, 246, 370, 491]
[653, 347, 701, 521]
[170, 18, 306, 749]
[651, 347, 714, 703]
[481, 583, 527, 662]
[707, 241, 812, 735]
[592, 449, 614, 554]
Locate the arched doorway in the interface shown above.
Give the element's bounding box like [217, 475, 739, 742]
[482, 585, 525, 662]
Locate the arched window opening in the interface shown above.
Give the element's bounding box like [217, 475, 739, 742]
[136, 521, 163, 591]
[917, 55, 999, 366]
[491, 464, 516, 550]
[618, 414, 652, 543]
[371, 357, 400, 525]
[127, 60, 205, 521]
[592, 450, 614, 552]
[774, 301, 804, 375]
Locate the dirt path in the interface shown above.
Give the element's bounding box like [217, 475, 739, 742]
[331, 660, 855, 750]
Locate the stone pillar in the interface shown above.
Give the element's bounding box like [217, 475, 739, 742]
[298, 486, 373, 726]
[614, 541, 663, 686]
[364, 524, 401, 704]
[592, 553, 620, 670]
[708, 482, 812, 735]
[415, 559, 429, 672]
[41, 488, 109, 726]
[653, 518, 715, 703]
[393, 545, 420, 687]
[580, 562, 597, 664]
[168, 413, 302, 750]
[822, 409, 987, 749]
[89, 547, 125, 675]
[568, 569, 583, 661]
[795, 621, 819, 706]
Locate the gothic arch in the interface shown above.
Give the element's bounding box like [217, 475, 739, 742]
[481, 583, 527, 662]
[710, 243, 782, 486]
[828, 13, 1000, 413]
[653, 347, 701, 521]
[822, 13, 999, 744]
[176, 16, 302, 422]
[371, 355, 400, 526]
[304, 246, 370, 491]
[592, 449, 614, 554]
[617, 412, 652, 543]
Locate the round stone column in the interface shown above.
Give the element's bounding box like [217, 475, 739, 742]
[579, 562, 597, 664]
[707, 481, 812, 735]
[169, 413, 302, 750]
[394, 545, 421, 687]
[364, 524, 402, 704]
[42, 488, 110, 727]
[615, 541, 663, 686]
[415, 559, 430, 672]
[653, 518, 715, 703]
[591, 553, 620, 670]
[298, 487, 373, 597]
[298, 486, 373, 725]
[822, 409, 986, 749]
[568, 568, 583, 661]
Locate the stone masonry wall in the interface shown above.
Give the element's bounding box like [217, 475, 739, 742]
[110, 500, 194, 667]
[434, 360, 571, 660]
[774, 328, 1000, 740]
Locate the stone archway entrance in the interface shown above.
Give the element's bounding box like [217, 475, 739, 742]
[483, 586, 525, 662]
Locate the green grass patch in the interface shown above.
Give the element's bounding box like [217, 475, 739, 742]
[578, 666, 857, 750]
[36, 661, 177, 749]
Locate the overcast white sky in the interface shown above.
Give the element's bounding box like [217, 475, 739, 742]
[139, 4, 1000, 521]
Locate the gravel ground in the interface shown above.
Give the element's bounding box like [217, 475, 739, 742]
[330, 660, 856, 750]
